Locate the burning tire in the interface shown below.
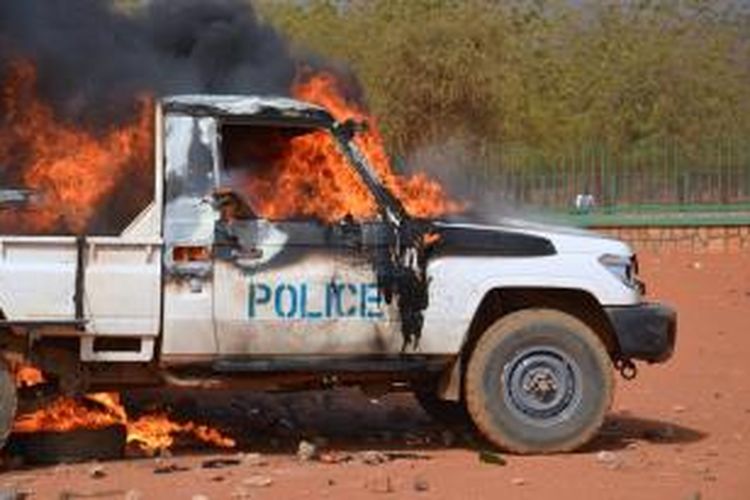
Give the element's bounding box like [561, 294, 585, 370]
[465, 309, 613, 454]
[0, 360, 18, 450]
[9, 424, 126, 464]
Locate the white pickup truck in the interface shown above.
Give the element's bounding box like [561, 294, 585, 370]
[0, 95, 675, 454]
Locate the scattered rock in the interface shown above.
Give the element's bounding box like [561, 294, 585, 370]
[687, 491, 702, 500]
[511, 477, 526, 486]
[154, 463, 190, 474]
[596, 450, 625, 470]
[297, 440, 317, 462]
[365, 474, 394, 494]
[88, 465, 106, 480]
[191, 495, 209, 500]
[413, 476, 430, 492]
[243, 475, 273, 488]
[691, 261, 703, 270]
[478, 450, 507, 466]
[358, 450, 390, 466]
[202, 458, 242, 469]
[242, 453, 268, 467]
[327, 479, 336, 487]
[673, 405, 687, 413]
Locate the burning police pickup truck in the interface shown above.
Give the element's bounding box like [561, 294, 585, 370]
[0, 92, 676, 455]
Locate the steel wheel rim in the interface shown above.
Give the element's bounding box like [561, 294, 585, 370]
[502, 346, 583, 427]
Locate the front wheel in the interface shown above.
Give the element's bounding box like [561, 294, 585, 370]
[465, 309, 613, 454]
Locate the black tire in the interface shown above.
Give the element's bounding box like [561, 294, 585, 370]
[0, 360, 18, 450]
[465, 309, 613, 454]
[8, 424, 126, 464]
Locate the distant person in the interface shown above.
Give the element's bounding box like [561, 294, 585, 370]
[574, 192, 596, 213]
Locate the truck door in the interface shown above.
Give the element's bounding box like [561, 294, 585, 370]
[160, 114, 220, 362]
[211, 123, 402, 355]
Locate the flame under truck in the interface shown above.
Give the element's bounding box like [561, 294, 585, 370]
[0, 95, 676, 454]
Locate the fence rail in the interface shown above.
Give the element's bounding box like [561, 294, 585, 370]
[467, 140, 750, 214]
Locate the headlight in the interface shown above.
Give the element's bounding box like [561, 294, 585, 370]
[599, 253, 641, 290]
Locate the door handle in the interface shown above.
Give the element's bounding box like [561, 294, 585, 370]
[234, 247, 264, 268]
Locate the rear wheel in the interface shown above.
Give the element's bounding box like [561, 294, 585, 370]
[465, 309, 613, 454]
[0, 360, 18, 450]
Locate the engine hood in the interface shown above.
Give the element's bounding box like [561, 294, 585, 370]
[431, 218, 632, 257]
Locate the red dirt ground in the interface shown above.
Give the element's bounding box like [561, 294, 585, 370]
[1, 251, 749, 499]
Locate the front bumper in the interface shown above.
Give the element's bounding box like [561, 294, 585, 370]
[605, 303, 676, 363]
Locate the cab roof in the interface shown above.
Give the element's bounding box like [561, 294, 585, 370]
[161, 94, 335, 128]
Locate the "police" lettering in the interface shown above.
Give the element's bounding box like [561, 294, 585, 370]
[248, 282, 384, 319]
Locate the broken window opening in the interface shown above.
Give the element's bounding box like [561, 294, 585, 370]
[218, 123, 380, 224]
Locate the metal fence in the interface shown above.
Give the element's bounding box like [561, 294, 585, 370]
[467, 139, 750, 215]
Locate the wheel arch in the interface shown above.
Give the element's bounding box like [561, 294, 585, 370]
[438, 287, 618, 401]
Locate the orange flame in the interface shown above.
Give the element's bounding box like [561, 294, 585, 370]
[0, 60, 153, 234]
[13, 364, 45, 387]
[242, 71, 461, 222]
[12, 389, 234, 453]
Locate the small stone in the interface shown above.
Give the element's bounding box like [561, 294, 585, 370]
[691, 261, 703, 270]
[413, 476, 429, 492]
[242, 453, 268, 467]
[686, 491, 702, 500]
[596, 451, 617, 464]
[511, 477, 526, 486]
[478, 450, 506, 465]
[673, 405, 687, 413]
[297, 440, 317, 462]
[191, 496, 209, 500]
[88, 465, 106, 479]
[358, 450, 389, 465]
[243, 475, 273, 488]
[327, 479, 336, 487]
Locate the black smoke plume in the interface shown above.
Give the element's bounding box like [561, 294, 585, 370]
[0, 0, 298, 128]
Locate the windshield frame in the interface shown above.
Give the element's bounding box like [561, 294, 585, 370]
[329, 120, 410, 226]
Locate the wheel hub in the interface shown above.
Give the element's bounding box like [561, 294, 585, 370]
[503, 347, 582, 426]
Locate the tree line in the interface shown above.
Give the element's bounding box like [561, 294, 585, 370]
[255, 0, 750, 168]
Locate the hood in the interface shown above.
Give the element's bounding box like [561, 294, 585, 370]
[432, 218, 632, 257]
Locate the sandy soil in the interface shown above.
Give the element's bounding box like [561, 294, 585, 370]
[1, 251, 749, 500]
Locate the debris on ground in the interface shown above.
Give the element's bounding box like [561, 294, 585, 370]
[297, 440, 317, 462]
[357, 450, 390, 466]
[242, 475, 273, 488]
[153, 462, 190, 474]
[241, 453, 267, 467]
[511, 477, 527, 486]
[87, 465, 106, 479]
[201, 457, 242, 469]
[478, 450, 507, 466]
